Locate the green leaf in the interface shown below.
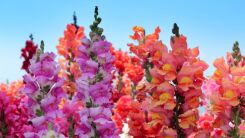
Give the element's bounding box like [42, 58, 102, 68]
[36, 95, 42, 102]
[36, 109, 44, 117]
[48, 123, 53, 130]
[95, 73, 103, 82]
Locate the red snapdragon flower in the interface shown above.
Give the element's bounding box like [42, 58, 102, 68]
[20, 40, 38, 73]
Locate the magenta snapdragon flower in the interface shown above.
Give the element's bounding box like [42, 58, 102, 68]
[73, 6, 118, 138]
[0, 87, 32, 138]
[22, 51, 66, 137]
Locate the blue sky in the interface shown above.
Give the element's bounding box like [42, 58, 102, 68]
[0, 0, 244, 82]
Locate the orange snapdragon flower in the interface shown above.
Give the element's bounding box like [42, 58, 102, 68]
[179, 109, 199, 129]
[0, 80, 23, 98]
[57, 24, 85, 58]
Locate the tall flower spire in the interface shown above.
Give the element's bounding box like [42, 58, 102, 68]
[200, 42, 245, 137]
[22, 42, 66, 137]
[56, 11, 85, 99]
[74, 6, 118, 138]
[20, 34, 38, 73]
[125, 23, 208, 137]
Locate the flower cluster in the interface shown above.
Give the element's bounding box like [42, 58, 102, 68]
[111, 48, 144, 102]
[56, 17, 85, 59]
[200, 41, 245, 137]
[119, 23, 208, 137]
[72, 6, 118, 138]
[21, 37, 38, 73]
[1, 6, 245, 138]
[0, 81, 31, 138]
[22, 47, 66, 137]
[56, 15, 85, 97]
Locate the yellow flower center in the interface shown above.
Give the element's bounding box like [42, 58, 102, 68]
[162, 64, 173, 72]
[179, 77, 193, 85]
[223, 89, 236, 99]
[159, 93, 170, 103]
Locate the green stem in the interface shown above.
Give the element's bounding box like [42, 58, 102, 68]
[230, 105, 241, 138]
[117, 72, 123, 92]
[171, 79, 185, 138]
[86, 98, 100, 138]
[0, 109, 7, 138]
[91, 121, 100, 138]
[144, 59, 152, 82]
[131, 84, 136, 100]
[68, 116, 75, 138]
[66, 49, 75, 99]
